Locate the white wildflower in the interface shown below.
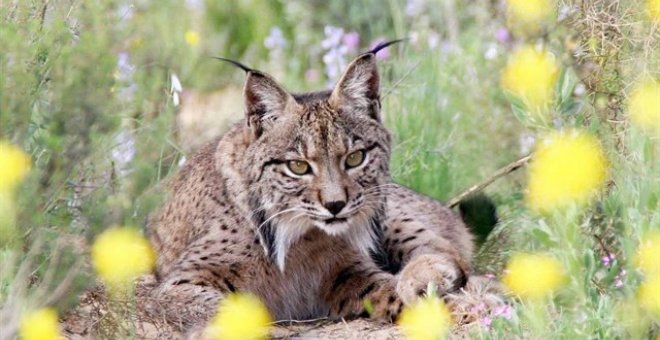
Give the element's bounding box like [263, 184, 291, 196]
[171, 73, 183, 107]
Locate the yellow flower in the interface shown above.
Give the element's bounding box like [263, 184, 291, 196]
[208, 293, 272, 340]
[19, 308, 61, 340]
[185, 30, 200, 47]
[627, 79, 660, 134]
[506, 0, 555, 33]
[647, 0, 660, 20]
[398, 296, 451, 340]
[526, 130, 608, 213]
[635, 231, 660, 276]
[613, 300, 648, 337]
[501, 46, 560, 114]
[91, 227, 156, 289]
[502, 253, 565, 300]
[0, 141, 31, 192]
[130, 37, 144, 50]
[638, 274, 660, 317]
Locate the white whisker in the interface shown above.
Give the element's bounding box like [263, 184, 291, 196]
[257, 207, 305, 230]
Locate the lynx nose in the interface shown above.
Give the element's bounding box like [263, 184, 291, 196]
[324, 201, 346, 216]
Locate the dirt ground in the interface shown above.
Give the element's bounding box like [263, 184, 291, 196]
[61, 274, 503, 339]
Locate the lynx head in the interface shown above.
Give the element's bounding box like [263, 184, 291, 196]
[234, 44, 396, 270]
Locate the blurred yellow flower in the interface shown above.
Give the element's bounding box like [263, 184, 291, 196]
[398, 295, 451, 340]
[130, 37, 144, 50]
[0, 141, 31, 192]
[208, 293, 272, 340]
[502, 46, 559, 113]
[627, 79, 660, 133]
[19, 308, 61, 340]
[635, 231, 660, 276]
[613, 299, 648, 336]
[647, 0, 660, 20]
[185, 30, 200, 47]
[526, 130, 608, 213]
[502, 253, 565, 300]
[506, 0, 555, 32]
[91, 227, 156, 289]
[638, 274, 660, 317]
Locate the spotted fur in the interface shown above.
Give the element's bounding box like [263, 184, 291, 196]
[146, 52, 473, 331]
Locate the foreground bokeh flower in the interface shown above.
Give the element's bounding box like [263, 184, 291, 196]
[398, 295, 451, 340]
[647, 0, 660, 20]
[637, 274, 660, 317]
[208, 293, 272, 340]
[506, 0, 555, 33]
[627, 79, 660, 133]
[0, 141, 31, 192]
[19, 308, 61, 340]
[526, 130, 608, 213]
[91, 227, 156, 289]
[185, 30, 200, 47]
[635, 231, 660, 276]
[501, 46, 559, 113]
[0, 141, 30, 245]
[503, 253, 565, 300]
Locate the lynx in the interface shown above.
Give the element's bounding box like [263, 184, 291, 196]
[147, 42, 474, 331]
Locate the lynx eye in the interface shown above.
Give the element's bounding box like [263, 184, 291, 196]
[345, 150, 365, 169]
[287, 160, 311, 175]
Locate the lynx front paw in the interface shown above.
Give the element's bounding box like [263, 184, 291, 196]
[364, 281, 405, 321]
[396, 254, 467, 305]
[329, 279, 404, 322]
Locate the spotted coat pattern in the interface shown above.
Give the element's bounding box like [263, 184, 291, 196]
[146, 53, 473, 331]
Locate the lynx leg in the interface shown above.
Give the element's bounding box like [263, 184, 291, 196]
[148, 238, 249, 330]
[386, 218, 470, 303]
[149, 277, 224, 329]
[321, 259, 404, 322]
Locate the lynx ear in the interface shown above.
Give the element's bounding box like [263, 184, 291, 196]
[244, 71, 299, 138]
[329, 54, 381, 121]
[329, 39, 404, 121]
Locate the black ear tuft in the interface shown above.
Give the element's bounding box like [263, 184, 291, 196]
[364, 38, 407, 56]
[211, 56, 253, 73]
[211, 57, 298, 139]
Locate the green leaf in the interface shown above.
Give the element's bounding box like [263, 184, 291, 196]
[558, 68, 577, 102]
[426, 282, 438, 298]
[583, 249, 595, 277]
[532, 227, 553, 247]
[363, 299, 374, 316]
[559, 99, 583, 116]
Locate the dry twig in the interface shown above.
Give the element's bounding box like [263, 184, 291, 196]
[447, 155, 532, 208]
